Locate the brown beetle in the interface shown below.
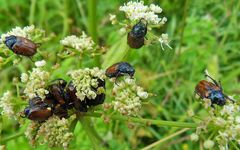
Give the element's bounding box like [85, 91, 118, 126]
[24, 97, 52, 122]
[127, 19, 147, 49]
[4, 35, 38, 56]
[47, 79, 68, 105]
[195, 74, 234, 106]
[66, 82, 88, 112]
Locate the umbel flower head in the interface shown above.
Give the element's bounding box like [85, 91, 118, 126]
[35, 115, 73, 149]
[21, 60, 50, 99]
[192, 98, 240, 149]
[0, 91, 15, 117]
[119, 1, 166, 25]
[112, 77, 148, 116]
[68, 67, 106, 101]
[60, 32, 95, 54]
[0, 25, 45, 44]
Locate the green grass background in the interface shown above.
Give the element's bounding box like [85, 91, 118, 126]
[0, 0, 240, 149]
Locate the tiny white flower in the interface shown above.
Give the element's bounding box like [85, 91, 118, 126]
[159, 33, 172, 50]
[137, 91, 148, 99]
[35, 60, 46, 67]
[160, 17, 167, 24]
[190, 133, 199, 142]
[150, 4, 162, 13]
[109, 14, 117, 24]
[119, 27, 127, 34]
[203, 140, 214, 149]
[20, 73, 29, 83]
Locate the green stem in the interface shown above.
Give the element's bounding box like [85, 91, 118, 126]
[176, 0, 189, 55]
[141, 128, 189, 150]
[87, 0, 101, 67]
[87, 0, 97, 43]
[29, 0, 36, 25]
[231, 141, 240, 150]
[77, 113, 106, 149]
[62, 0, 69, 37]
[84, 112, 198, 128]
[1, 132, 24, 143]
[79, 117, 98, 149]
[75, 0, 87, 27]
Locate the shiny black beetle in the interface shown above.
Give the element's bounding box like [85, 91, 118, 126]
[127, 19, 147, 49]
[105, 62, 135, 79]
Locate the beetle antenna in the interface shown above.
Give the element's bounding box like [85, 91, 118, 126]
[204, 74, 219, 86]
[218, 80, 223, 90]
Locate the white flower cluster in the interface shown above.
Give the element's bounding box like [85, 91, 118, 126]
[0, 25, 35, 43]
[68, 67, 106, 101]
[192, 100, 240, 149]
[0, 91, 14, 117]
[112, 77, 148, 116]
[119, 1, 166, 25]
[36, 116, 73, 150]
[25, 122, 41, 145]
[21, 60, 49, 99]
[60, 32, 95, 53]
[159, 33, 172, 50]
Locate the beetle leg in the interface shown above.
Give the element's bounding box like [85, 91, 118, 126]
[114, 73, 121, 86]
[194, 91, 204, 99]
[20, 113, 26, 118]
[28, 56, 34, 62]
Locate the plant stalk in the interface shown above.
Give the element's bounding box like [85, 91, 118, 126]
[84, 112, 198, 128]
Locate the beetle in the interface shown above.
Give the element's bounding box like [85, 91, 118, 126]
[23, 97, 52, 122]
[105, 62, 135, 79]
[4, 35, 38, 57]
[127, 19, 147, 49]
[47, 79, 68, 105]
[195, 74, 234, 106]
[66, 81, 88, 112]
[52, 104, 69, 118]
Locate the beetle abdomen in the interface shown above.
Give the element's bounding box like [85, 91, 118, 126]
[127, 32, 145, 49]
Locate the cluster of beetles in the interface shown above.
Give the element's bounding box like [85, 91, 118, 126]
[3, 19, 234, 122]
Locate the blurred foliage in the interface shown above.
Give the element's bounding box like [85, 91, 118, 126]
[1, 0, 240, 149]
